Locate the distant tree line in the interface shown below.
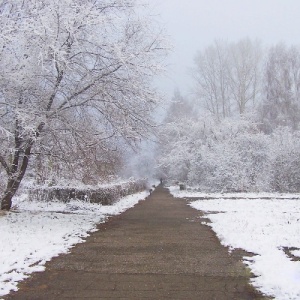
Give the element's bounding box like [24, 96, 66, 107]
[193, 39, 300, 131]
[157, 39, 300, 193]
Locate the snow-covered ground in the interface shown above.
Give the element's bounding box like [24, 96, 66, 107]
[169, 186, 300, 300]
[169, 187, 300, 200]
[0, 191, 148, 297]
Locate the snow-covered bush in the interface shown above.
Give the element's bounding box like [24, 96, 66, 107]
[157, 118, 203, 182]
[158, 114, 300, 193]
[186, 119, 269, 192]
[268, 128, 300, 192]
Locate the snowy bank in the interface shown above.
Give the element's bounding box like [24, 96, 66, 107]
[0, 191, 148, 297]
[169, 186, 300, 200]
[169, 186, 300, 300]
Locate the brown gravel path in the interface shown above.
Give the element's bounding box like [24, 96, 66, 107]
[5, 186, 267, 299]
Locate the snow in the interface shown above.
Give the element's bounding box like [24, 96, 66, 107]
[0, 191, 148, 297]
[292, 250, 300, 257]
[169, 186, 300, 300]
[168, 186, 300, 199]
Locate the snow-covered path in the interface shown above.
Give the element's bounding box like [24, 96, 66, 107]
[0, 191, 148, 297]
[170, 186, 300, 300]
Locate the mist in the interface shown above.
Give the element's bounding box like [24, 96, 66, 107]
[151, 0, 300, 97]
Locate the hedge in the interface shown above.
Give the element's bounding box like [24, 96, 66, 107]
[28, 180, 147, 205]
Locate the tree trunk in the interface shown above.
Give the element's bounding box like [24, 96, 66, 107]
[1, 190, 14, 210]
[1, 146, 32, 210]
[1, 178, 22, 210]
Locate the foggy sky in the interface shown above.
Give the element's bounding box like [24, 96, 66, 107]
[151, 0, 300, 98]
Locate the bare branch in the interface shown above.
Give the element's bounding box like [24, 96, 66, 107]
[0, 154, 10, 175]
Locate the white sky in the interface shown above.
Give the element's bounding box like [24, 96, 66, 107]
[150, 0, 300, 97]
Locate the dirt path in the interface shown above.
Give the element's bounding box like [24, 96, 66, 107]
[5, 186, 267, 299]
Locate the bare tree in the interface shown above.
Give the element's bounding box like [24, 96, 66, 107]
[259, 43, 300, 132]
[0, 0, 167, 210]
[193, 38, 262, 118]
[193, 40, 232, 120]
[228, 38, 262, 114]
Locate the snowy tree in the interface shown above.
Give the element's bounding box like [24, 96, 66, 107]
[164, 89, 197, 123]
[0, 0, 168, 210]
[156, 89, 199, 182]
[157, 119, 194, 182]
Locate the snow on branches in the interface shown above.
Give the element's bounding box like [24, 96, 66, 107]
[157, 116, 300, 193]
[0, 0, 168, 210]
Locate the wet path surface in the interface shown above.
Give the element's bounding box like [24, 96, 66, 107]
[5, 186, 266, 299]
